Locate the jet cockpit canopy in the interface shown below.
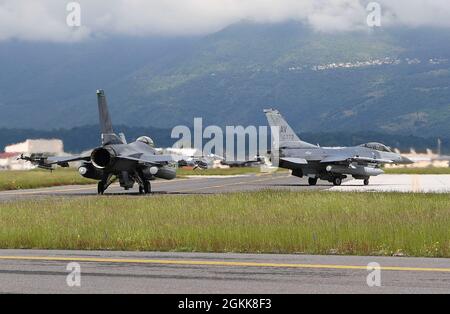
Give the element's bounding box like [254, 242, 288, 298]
[136, 136, 155, 148]
[360, 142, 392, 153]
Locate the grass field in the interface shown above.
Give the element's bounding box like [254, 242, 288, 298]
[0, 169, 93, 191]
[0, 191, 448, 257]
[384, 167, 450, 175]
[1, 166, 449, 192]
[0, 167, 275, 191]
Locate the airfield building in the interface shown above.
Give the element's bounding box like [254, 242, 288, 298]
[0, 139, 64, 170]
[5, 139, 63, 155]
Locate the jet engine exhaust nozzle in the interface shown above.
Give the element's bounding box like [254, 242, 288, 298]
[91, 147, 116, 169]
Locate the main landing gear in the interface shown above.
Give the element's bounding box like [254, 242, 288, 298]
[307, 175, 369, 187]
[135, 169, 151, 195]
[139, 180, 151, 194]
[308, 176, 344, 186]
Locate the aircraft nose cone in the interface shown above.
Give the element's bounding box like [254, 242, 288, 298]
[399, 156, 413, 164]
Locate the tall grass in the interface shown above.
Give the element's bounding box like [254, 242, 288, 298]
[0, 191, 448, 257]
[384, 167, 450, 175]
[0, 169, 93, 191]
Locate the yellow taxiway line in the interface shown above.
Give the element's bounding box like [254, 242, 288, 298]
[0, 255, 449, 273]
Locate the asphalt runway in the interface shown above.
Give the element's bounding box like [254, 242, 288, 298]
[0, 172, 319, 201]
[0, 175, 449, 294]
[0, 173, 450, 201]
[0, 250, 448, 294]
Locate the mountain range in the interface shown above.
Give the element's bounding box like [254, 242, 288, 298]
[1, 22, 450, 138]
[0, 125, 446, 154]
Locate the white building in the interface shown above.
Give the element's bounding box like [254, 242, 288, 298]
[5, 139, 63, 155]
[0, 139, 64, 170]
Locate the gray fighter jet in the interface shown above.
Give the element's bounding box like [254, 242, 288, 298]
[264, 109, 413, 186]
[21, 90, 178, 194]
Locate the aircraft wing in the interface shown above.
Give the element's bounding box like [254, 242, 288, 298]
[118, 153, 177, 166]
[19, 153, 91, 169]
[121, 153, 210, 169]
[46, 155, 91, 165]
[320, 155, 393, 164]
[280, 157, 308, 165]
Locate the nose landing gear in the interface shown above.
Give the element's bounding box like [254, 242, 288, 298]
[97, 181, 105, 195]
[97, 173, 115, 195]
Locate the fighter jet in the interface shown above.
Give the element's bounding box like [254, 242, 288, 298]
[264, 109, 413, 186]
[21, 90, 179, 194]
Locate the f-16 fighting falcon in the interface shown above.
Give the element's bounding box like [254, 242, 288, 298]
[21, 90, 178, 194]
[264, 109, 413, 186]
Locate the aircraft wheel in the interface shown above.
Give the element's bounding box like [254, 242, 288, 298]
[333, 177, 342, 186]
[363, 178, 370, 186]
[144, 181, 151, 194]
[139, 186, 144, 194]
[97, 181, 105, 195]
[308, 177, 318, 186]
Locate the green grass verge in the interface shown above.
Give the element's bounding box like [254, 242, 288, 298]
[0, 167, 277, 191]
[0, 169, 94, 191]
[384, 167, 450, 175]
[1, 166, 448, 192]
[0, 191, 448, 257]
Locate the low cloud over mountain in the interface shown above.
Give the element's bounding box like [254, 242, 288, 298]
[1, 0, 450, 42]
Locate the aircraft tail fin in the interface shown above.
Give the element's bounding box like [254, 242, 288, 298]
[96, 89, 123, 145]
[264, 109, 316, 149]
[97, 89, 114, 134]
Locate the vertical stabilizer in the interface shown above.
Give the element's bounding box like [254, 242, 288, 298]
[97, 89, 114, 134]
[96, 89, 123, 145]
[264, 109, 316, 148]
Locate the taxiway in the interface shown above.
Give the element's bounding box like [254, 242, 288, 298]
[0, 250, 448, 294]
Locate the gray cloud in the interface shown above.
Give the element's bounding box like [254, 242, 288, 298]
[0, 0, 449, 42]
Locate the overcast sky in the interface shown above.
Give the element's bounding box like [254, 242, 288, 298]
[1, 0, 450, 42]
